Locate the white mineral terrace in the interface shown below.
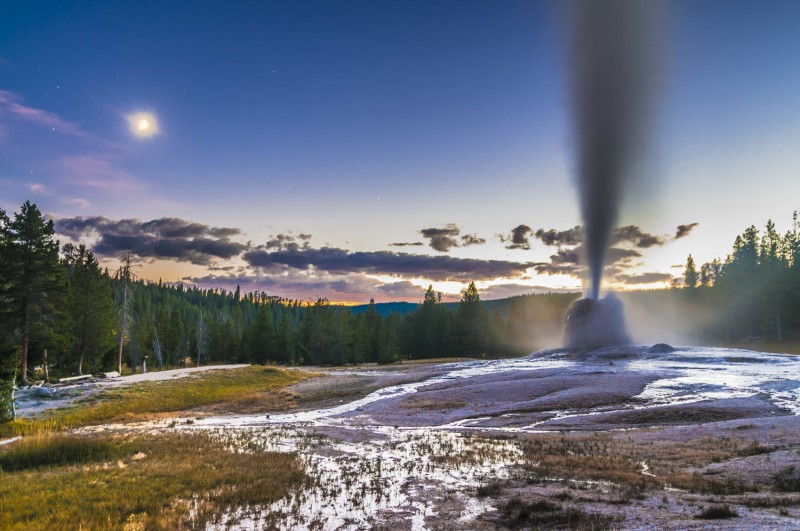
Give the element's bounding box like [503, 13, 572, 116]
[154, 346, 800, 529]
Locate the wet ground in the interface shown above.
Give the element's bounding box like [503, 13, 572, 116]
[123, 346, 800, 529]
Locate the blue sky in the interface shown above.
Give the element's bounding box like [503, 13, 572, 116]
[1, 1, 799, 302]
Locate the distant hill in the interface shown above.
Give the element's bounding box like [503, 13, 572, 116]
[349, 301, 418, 317]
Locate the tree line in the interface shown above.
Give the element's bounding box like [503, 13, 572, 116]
[679, 213, 800, 342]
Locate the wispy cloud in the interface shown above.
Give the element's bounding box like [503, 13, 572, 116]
[0, 90, 87, 137]
[60, 197, 91, 208]
[389, 241, 424, 247]
[59, 154, 146, 193]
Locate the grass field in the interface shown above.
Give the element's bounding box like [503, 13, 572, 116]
[0, 431, 306, 529]
[2, 365, 310, 437]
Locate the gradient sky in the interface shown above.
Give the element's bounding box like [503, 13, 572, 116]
[2, 0, 799, 302]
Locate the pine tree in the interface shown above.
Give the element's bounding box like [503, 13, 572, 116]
[276, 313, 294, 364]
[249, 304, 275, 364]
[0, 208, 19, 420]
[453, 281, 488, 357]
[684, 254, 698, 289]
[5, 202, 64, 384]
[758, 220, 786, 339]
[62, 244, 115, 375]
[115, 253, 135, 374]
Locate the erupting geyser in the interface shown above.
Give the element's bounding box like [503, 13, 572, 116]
[564, 294, 630, 350]
[563, 0, 664, 348]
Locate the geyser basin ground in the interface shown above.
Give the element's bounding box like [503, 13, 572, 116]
[197, 346, 800, 431]
[81, 348, 800, 529]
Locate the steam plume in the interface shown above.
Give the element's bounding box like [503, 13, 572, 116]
[568, 0, 664, 299]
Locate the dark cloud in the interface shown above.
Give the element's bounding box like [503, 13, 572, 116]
[551, 248, 580, 265]
[675, 222, 699, 239]
[265, 233, 311, 252]
[417, 224, 486, 252]
[243, 246, 534, 281]
[534, 224, 685, 249]
[614, 272, 673, 285]
[534, 262, 582, 276]
[535, 226, 583, 246]
[389, 242, 424, 247]
[533, 246, 640, 277]
[54, 216, 246, 265]
[611, 225, 665, 248]
[606, 246, 642, 263]
[460, 234, 486, 246]
[501, 224, 533, 250]
[420, 224, 461, 252]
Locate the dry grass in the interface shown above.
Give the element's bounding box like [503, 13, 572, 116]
[0, 432, 306, 529]
[2, 366, 308, 437]
[497, 497, 617, 530]
[519, 433, 755, 495]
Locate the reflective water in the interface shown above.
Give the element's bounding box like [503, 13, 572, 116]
[628, 347, 800, 414]
[202, 426, 521, 530]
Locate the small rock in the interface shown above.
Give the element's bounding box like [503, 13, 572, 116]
[648, 343, 675, 353]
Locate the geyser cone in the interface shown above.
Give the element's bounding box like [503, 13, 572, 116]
[564, 294, 630, 350]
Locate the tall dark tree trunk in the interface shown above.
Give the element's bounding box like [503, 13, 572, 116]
[20, 320, 29, 385]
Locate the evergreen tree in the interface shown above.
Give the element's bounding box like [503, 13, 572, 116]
[62, 244, 115, 375]
[275, 313, 294, 364]
[758, 220, 786, 339]
[684, 254, 698, 289]
[249, 304, 276, 364]
[4, 202, 64, 384]
[453, 281, 488, 357]
[413, 285, 446, 358]
[114, 253, 136, 373]
[0, 208, 19, 420]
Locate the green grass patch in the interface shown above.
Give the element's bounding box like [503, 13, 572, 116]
[0, 432, 307, 529]
[0, 433, 132, 472]
[3, 365, 308, 436]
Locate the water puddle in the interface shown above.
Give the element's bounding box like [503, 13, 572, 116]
[189, 425, 521, 530]
[628, 348, 800, 414]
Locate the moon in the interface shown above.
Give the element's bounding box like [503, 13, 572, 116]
[128, 112, 159, 138]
